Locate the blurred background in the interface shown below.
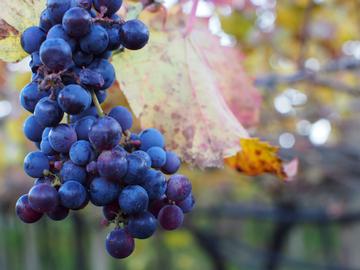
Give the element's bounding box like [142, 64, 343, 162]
[1, 0, 360, 269]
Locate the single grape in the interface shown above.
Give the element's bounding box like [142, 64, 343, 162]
[161, 151, 181, 175]
[149, 197, 168, 218]
[102, 201, 120, 221]
[24, 151, 50, 178]
[34, 97, 64, 127]
[105, 228, 134, 259]
[88, 116, 122, 151]
[141, 169, 167, 200]
[120, 19, 149, 50]
[30, 52, 42, 73]
[59, 180, 88, 209]
[158, 205, 184, 230]
[118, 185, 149, 215]
[20, 82, 49, 113]
[48, 124, 77, 153]
[74, 115, 97, 140]
[70, 140, 95, 166]
[57, 84, 92, 115]
[88, 58, 115, 89]
[166, 174, 192, 202]
[47, 24, 77, 52]
[47, 0, 72, 24]
[89, 177, 121, 206]
[105, 23, 122, 51]
[127, 211, 157, 239]
[28, 183, 59, 213]
[47, 205, 69, 221]
[21, 26, 46, 54]
[97, 149, 128, 181]
[108, 106, 133, 131]
[15, 195, 43, 223]
[39, 38, 73, 72]
[93, 0, 122, 16]
[60, 160, 87, 185]
[79, 68, 105, 90]
[39, 9, 54, 32]
[123, 154, 148, 185]
[62, 7, 92, 38]
[71, 0, 93, 10]
[23, 115, 45, 142]
[40, 129, 57, 155]
[176, 193, 195, 213]
[80, 25, 109, 55]
[131, 150, 152, 167]
[147, 146, 166, 168]
[139, 128, 165, 151]
[86, 160, 98, 175]
[73, 50, 94, 67]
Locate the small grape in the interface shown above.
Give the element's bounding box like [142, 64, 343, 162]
[47, 205, 69, 221]
[70, 140, 95, 166]
[79, 69, 105, 90]
[39, 38, 73, 72]
[127, 211, 157, 239]
[62, 7, 92, 38]
[108, 106, 133, 131]
[73, 50, 94, 67]
[88, 58, 115, 90]
[105, 228, 134, 259]
[166, 174, 192, 202]
[80, 25, 109, 55]
[20, 82, 49, 113]
[30, 52, 42, 73]
[158, 205, 184, 231]
[60, 160, 87, 185]
[142, 169, 167, 200]
[139, 128, 165, 151]
[47, 0, 72, 24]
[28, 183, 59, 213]
[161, 151, 181, 175]
[74, 115, 97, 140]
[15, 195, 43, 223]
[24, 151, 50, 178]
[59, 180, 88, 209]
[57, 84, 92, 115]
[147, 146, 166, 168]
[176, 193, 195, 213]
[89, 177, 121, 206]
[89, 116, 122, 151]
[97, 149, 128, 181]
[118, 185, 149, 215]
[39, 9, 54, 32]
[21, 26, 46, 54]
[123, 154, 148, 185]
[34, 97, 64, 127]
[131, 150, 152, 167]
[23, 115, 45, 142]
[47, 24, 77, 52]
[48, 124, 77, 153]
[120, 20, 149, 50]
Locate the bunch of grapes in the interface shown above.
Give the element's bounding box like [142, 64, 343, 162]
[15, 0, 195, 259]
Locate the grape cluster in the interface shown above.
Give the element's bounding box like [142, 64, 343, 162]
[15, 0, 195, 259]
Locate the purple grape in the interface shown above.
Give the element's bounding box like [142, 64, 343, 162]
[127, 211, 157, 239]
[123, 154, 148, 185]
[147, 146, 166, 168]
[21, 26, 46, 54]
[59, 180, 88, 209]
[15, 195, 43, 223]
[96, 90, 107, 104]
[176, 193, 195, 213]
[39, 9, 54, 32]
[131, 150, 152, 167]
[30, 52, 42, 73]
[89, 116, 122, 151]
[20, 82, 49, 113]
[86, 161, 98, 175]
[62, 7, 92, 38]
[74, 115, 97, 140]
[166, 174, 192, 202]
[73, 50, 94, 67]
[39, 38, 73, 72]
[23, 115, 45, 142]
[105, 228, 134, 259]
[120, 19, 149, 50]
[70, 140, 95, 166]
[97, 149, 128, 181]
[28, 183, 59, 213]
[79, 68, 105, 90]
[89, 177, 121, 206]
[105, 23, 122, 51]
[24, 151, 50, 178]
[102, 201, 120, 221]
[141, 169, 166, 200]
[57, 84, 92, 115]
[47, 205, 69, 220]
[158, 205, 184, 230]
[88, 59, 115, 90]
[60, 160, 87, 185]
[34, 97, 64, 127]
[108, 106, 133, 131]
[161, 151, 181, 175]
[80, 25, 109, 54]
[48, 124, 77, 153]
[93, 0, 122, 16]
[47, 24, 77, 52]
[118, 185, 149, 215]
[47, 0, 71, 24]
[149, 197, 168, 218]
[139, 128, 165, 151]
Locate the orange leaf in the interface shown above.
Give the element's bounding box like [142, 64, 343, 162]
[225, 138, 298, 179]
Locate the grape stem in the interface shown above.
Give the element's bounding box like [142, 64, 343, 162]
[91, 89, 105, 117]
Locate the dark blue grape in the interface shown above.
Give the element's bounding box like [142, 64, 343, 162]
[47, 0, 71, 24]
[73, 50, 94, 67]
[23, 115, 45, 142]
[74, 115, 96, 140]
[59, 180, 88, 209]
[97, 149, 128, 181]
[123, 154, 148, 185]
[105, 24, 122, 50]
[34, 97, 64, 127]
[102, 201, 120, 221]
[141, 169, 166, 200]
[28, 183, 59, 213]
[15, 195, 43, 223]
[158, 205, 184, 230]
[60, 160, 87, 184]
[30, 52, 42, 73]
[93, 0, 122, 16]
[166, 174, 192, 202]
[139, 128, 165, 151]
[96, 90, 107, 104]
[39, 9, 54, 32]
[118, 185, 149, 215]
[48, 124, 77, 153]
[86, 160, 98, 175]
[40, 128, 57, 155]
[62, 7, 92, 38]
[21, 26, 46, 54]
[120, 19, 149, 50]
[161, 151, 181, 174]
[176, 193, 195, 213]
[71, 0, 93, 10]
[39, 38, 73, 71]
[108, 106, 133, 131]
[147, 146, 166, 168]
[89, 177, 121, 206]
[47, 24, 77, 52]
[79, 68, 105, 90]
[105, 228, 134, 259]
[131, 150, 152, 167]
[24, 151, 50, 178]
[70, 140, 95, 166]
[71, 106, 98, 122]
[127, 211, 157, 239]
[88, 58, 115, 89]
[20, 82, 48, 113]
[58, 84, 92, 115]
[89, 116, 122, 151]
[80, 25, 109, 54]
[47, 204, 69, 220]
